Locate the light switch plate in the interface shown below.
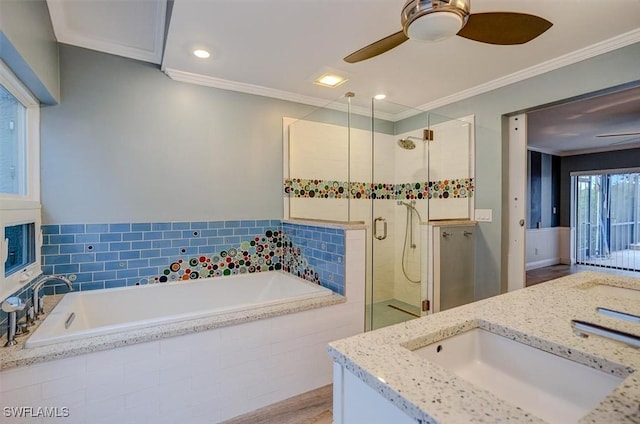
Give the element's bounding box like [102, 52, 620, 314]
[475, 209, 493, 222]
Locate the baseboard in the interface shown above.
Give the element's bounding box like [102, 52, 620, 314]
[526, 258, 561, 271]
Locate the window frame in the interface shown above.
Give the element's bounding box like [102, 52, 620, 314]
[0, 59, 42, 300]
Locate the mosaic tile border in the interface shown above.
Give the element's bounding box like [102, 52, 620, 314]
[284, 178, 474, 200]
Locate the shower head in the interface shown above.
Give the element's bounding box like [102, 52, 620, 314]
[397, 138, 416, 150]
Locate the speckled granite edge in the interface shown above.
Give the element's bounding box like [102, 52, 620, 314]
[1, 293, 344, 371]
[328, 271, 640, 423]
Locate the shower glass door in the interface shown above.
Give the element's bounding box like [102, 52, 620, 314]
[366, 100, 432, 330]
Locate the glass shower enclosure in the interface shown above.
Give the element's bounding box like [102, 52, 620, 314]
[284, 94, 473, 331]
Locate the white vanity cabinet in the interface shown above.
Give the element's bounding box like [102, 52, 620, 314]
[426, 220, 477, 313]
[332, 363, 416, 424]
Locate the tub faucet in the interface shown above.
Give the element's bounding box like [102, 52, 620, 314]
[31, 275, 73, 318]
[571, 319, 640, 349]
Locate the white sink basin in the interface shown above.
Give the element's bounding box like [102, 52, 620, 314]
[413, 328, 624, 424]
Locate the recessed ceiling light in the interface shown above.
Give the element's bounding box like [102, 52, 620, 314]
[374, 94, 386, 100]
[314, 73, 348, 88]
[193, 49, 210, 59]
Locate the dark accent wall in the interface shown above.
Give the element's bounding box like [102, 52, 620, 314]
[559, 148, 640, 226]
[528, 151, 560, 228]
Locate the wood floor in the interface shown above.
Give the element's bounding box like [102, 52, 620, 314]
[526, 263, 640, 287]
[221, 385, 333, 424]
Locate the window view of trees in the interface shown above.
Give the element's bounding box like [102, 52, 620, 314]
[576, 172, 640, 270]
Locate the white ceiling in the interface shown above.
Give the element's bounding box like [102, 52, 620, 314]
[45, 0, 640, 153]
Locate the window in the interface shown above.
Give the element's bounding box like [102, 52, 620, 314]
[0, 59, 41, 299]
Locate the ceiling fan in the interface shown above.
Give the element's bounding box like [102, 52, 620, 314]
[344, 0, 553, 63]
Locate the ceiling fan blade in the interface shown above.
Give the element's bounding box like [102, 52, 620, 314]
[596, 131, 640, 138]
[344, 31, 408, 63]
[457, 12, 553, 45]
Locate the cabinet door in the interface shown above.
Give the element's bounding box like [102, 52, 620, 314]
[439, 226, 475, 311]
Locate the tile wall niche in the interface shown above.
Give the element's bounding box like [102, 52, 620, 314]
[0, 221, 345, 338]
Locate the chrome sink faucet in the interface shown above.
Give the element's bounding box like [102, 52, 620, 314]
[571, 319, 640, 349]
[31, 275, 73, 318]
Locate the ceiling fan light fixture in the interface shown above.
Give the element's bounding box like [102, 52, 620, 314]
[406, 11, 463, 41]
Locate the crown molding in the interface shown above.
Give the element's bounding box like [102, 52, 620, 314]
[408, 28, 640, 116]
[167, 28, 639, 123]
[163, 68, 397, 121]
[46, 0, 166, 64]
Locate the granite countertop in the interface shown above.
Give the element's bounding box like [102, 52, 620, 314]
[328, 272, 640, 423]
[1, 291, 344, 371]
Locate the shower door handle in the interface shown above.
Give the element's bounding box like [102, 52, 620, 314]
[374, 217, 387, 240]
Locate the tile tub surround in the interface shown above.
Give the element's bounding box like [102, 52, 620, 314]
[39, 220, 346, 295]
[329, 272, 640, 423]
[0, 229, 366, 422]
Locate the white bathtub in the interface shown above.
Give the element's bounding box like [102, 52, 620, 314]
[25, 271, 333, 348]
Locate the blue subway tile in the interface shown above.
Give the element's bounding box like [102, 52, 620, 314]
[123, 232, 143, 241]
[225, 221, 241, 228]
[138, 267, 159, 277]
[218, 229, 233, 236]
[41, 225, 60, 235]
[50, 235, 75, 244]
[60, 244, 85, 254]
[207, 237, 224, 245]
[86, 224, 109, 233]
[256, 220, 271, 227]
[105, 261, 126, 270]
[72, 273, 93, 283]
[41, 245, 59, 255]
[152, 222, 171, 231]
[189, 238, 207, 247]
[149, 257, 168, 266]
[93, 271, 117, 281]
[179, 247, 198, 255]
[45, 254, 71, 265]
[80, 262, 104, 272]
[128, 259, 149, 268]
[141, 249, 161, 258]
[100, 233, 122, 242]
[233, 228, 249, 235]
[41, 265, 54, 275]
[119, 251, 140, 260]
[182, 230, 200, 238]
[162, 230, 182, 239]
[191, 222, 208, 229]
[71, 253, 96, 263]
[208, 221, 225, 228]
[105, 279, 127, 289]
[143, 231, 163, 240]
[172, 222, 190, 230]
[42, 235, 50, 245]
[76, 233, 100, 243]
[161, 248, 178, 256]
[110, 223, 131, 232]
[131, 241, 152, 250]
[132, 223, 151, 232]
[61, 224, 85, 234]
[200, 229, 217, 237]
[153, 240, 172, 249]
[109, 242, 131, 251]
[54, 264, 79, 274]
[240, 220, 256, 227]
[96, 252, 118, 261]
[117, 269, 139, 279]
[198, 246, 215, 254]
[79, 282, 105, 292]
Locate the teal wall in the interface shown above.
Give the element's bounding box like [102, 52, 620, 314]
[417, 42, 640, 299]
[41, 39, 640, 301]
[0, 0, 59, 104]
